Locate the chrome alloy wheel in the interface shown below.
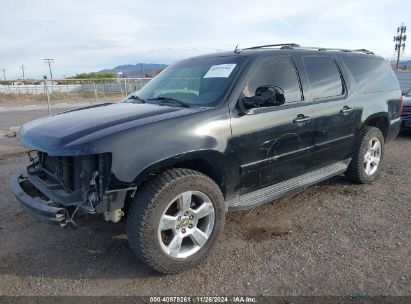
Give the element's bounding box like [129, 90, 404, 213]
[364, 137, 381, 176]
[157, 191, 215, 259]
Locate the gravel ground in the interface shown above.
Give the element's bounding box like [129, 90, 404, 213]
[0, 134, 410, 296]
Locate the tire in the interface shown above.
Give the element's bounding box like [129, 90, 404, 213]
[126, 168, 225, 274]
[345, 126, 385, 184]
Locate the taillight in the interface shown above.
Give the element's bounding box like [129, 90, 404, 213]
[400, 93, 404, 115]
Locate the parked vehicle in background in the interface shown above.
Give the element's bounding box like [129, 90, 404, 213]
[10, 43, 402, 274]
[401, 88, 411, 131]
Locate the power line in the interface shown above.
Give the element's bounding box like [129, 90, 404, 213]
[394, 23, 407, 70]
[43, 58, 54, 81]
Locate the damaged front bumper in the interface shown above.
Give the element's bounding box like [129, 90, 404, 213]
[10, 173, 133, 227]
[9, 152, 135, 228]
[10, 174, 71, 227]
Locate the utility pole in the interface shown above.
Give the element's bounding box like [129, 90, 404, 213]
[43, 58, 54, 81]
[21, 65, 25, 80]
[43, 75, 52, 115]
[140, 63, 143, 78]
[2, 68, 10, 93]
[394, 23, 407, 70]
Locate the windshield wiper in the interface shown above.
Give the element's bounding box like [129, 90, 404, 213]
[128, 94, 146, 104]
[148, 96, 190, 108]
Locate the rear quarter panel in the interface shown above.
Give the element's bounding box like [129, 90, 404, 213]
[337, 55, 401, 141]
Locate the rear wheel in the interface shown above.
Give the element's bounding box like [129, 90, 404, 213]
[345, 126, 384, 184]
[126, 168, 225, 274]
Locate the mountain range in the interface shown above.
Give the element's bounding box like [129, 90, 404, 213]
[390, 59, 411, 65]
[400, 59, 411, 65]
[98, 63, 168, 77]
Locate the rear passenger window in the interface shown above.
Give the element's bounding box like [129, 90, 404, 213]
[342, 57, 399, 93]
[303, 57, 344, 99]
[242, 56, 302, 103]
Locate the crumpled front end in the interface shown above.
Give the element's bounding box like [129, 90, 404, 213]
[9, 151, 132, 227]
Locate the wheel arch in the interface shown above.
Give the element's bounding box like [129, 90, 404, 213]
[362, 113, 389, 140]
[133, 150, 227, 197]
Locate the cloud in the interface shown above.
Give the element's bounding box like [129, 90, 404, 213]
[0, 0, 410, 78]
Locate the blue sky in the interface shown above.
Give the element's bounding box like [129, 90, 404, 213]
[0, 0, 410, 79]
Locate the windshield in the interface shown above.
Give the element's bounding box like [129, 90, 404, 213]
[125, 55, 247, 107]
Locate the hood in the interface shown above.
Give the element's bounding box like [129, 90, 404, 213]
[20, 102, 197, 155]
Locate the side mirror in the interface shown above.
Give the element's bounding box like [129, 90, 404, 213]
[241, 85, 285, 110]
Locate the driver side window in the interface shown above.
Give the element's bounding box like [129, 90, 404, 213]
[242, 57, 303, 104]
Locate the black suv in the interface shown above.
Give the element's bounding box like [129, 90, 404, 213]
[10, 43, 402, 274]
[401, 88, 411, 131]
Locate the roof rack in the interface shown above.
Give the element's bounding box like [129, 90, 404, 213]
[299, 46, 375, 55]
[241, 43, 300, 51]
[352, 49, 375, 55]
[236, 43, 375, 55]
[295, 46, 352, 52]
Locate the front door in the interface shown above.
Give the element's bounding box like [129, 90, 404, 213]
[230, 56, 315, 195]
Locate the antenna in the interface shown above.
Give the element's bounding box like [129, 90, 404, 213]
[234, 45, 241, 54]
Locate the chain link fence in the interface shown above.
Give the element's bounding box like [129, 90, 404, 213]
[0, 78, 152, 108]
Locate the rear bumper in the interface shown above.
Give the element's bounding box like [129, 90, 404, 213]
[386, 117, 401, 141]
[9, 175, 70, 227]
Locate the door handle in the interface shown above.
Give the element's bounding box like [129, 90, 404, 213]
[293, 114, 311, 125]
[340, 105, 353, 115]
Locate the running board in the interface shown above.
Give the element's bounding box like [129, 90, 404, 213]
[226, 159, 350, 211]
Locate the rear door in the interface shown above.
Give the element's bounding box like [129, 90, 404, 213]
[303, 56, 358, 166]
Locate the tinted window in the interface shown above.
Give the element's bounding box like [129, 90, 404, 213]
[343, 57, 399, 93]
[242, 57, 302, 103]
[303, 57, 344, 99]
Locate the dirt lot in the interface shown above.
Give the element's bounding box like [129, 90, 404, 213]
[0, 130, 410, 296]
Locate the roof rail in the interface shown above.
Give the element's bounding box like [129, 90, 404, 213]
[295, 46, 352, 52]
[352, 49, 375, 55]
[241, 43, 300, 51]
[238, 43, 375, 55]
[301, 46, 375, 55]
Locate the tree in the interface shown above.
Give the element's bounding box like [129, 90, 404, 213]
[66, 72, 117, 79]
[156, 67, 166, 75]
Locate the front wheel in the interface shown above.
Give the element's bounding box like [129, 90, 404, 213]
[345, 126, 384, 184]
[126, 168, 225, 274]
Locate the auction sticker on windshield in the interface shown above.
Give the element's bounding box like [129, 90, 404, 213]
[203, 64, 237, 78]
